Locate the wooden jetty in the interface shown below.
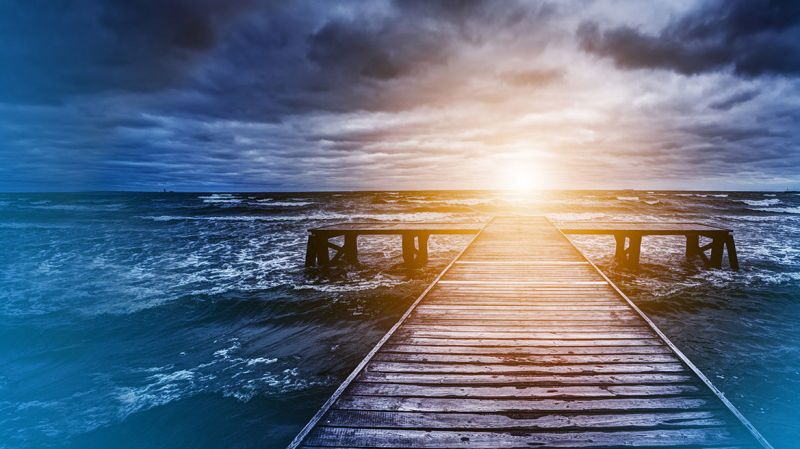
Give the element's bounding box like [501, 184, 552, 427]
[558, 221, 738, 270]
[290, 217, 769, 448]
[306, 220, 738, 270]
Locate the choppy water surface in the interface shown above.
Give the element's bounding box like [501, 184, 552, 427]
[1, 191, 799, 448]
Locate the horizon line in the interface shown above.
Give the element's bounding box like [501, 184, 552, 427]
[1, 188, 797, 194]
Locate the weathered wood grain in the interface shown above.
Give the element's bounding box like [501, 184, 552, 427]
[334, 395, 715, 413]
[304, 426, 740, 448]
[322, 409, 728, 430]
[357, 371, 695, 385]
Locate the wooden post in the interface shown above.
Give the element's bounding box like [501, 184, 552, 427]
[402, 234, 416, 266]
[344, 233, 358, 263]
[317, 235, 330, 265]
[305, 234, 317, 267]
[416, 234, 429, 265]
[627, 235, 642, 268]
[709, 236, 725, 269]
[614, 234, 627, 263]
[725, 234, 739, 270]
[686, 234, 699, 258]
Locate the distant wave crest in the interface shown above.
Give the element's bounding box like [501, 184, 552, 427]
[738, 199, 781, 207]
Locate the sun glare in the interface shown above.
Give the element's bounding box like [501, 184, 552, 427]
[509, 170, 534, 192]
[500, 166, 540, 192]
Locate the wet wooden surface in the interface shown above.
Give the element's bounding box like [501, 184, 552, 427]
[292, 217, 762, 448]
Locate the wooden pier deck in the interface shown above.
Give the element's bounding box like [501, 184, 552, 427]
[290, 217, 769, 448]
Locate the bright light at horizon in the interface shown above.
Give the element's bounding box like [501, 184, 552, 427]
[500, 165, 541, 192]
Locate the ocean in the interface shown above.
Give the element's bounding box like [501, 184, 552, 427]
[1, 191, 798, 448]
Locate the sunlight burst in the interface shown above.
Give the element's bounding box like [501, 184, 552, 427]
[499, 165, 543, 192]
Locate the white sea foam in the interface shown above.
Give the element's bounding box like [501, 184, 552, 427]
[259, 201, 313, 207]
[732, 215, 787, 222]
[140, 211, 460, 223]
[738, 199, 781, 206]
[26, 204, 113, 211]
[246, 357, 278, 366]
[753, 207, 800, 214]
[198, 194, 241, 204]
[408, 198, 489, 206]
[616, 196, 639, 201]
[116, 369, 208, 417]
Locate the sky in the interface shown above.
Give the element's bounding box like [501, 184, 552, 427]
[1, 0, 800, 191]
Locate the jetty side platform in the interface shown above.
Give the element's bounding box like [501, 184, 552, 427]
[290, 217, 769, 448]
[306, 220, 738, 269]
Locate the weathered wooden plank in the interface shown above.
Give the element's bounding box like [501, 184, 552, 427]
[322, 409, 727, 430]
[390, 337, 664, 347]
[407, 318, 643, 326]
[425, 300, 627, 307]
[416, 304, 631, 311]
[413, 307, 637, 314]
[357, 371, 695, 385]
[367, 361, 687, 374]
[305, 426, 740, 448]
[348, 382, 701, 398]
[411, 310, 641, 319]
[438, 280, 609, 285]
[380, 344, 672, 355]
[396, 330, 656, 339]
[401, 324, 649, 333]
[334, 395, 714, 413]
[372, 352, 680, 365]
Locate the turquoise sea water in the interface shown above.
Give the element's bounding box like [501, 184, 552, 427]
[1, 191, 799, 448]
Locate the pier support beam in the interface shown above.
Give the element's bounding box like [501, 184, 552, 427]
[692, 233, 739, 270]
[305, 232, 358, 267]
[613, 233, 642, 269]
[402, 234, 415, 265]
[709, 237, 725, 269]
[686, 234, 699, 258]
[417, 234, 429, 265]
[305, 235, 317, 267]
[316, 237, 330, 265]
[343, 233, 358, 263]
[401, 233, 429, 267]
[614, 235, 626, 263]
[725, 235, 739, 270]
[627, 235, 642, 268]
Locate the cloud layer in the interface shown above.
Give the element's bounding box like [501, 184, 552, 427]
[1, 0, 799, 191]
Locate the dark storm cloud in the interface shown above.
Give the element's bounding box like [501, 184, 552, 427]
[0, 0, 257, 103]
[306, 20, 449, 81]
[2, 0, 800, 191]
[578, 0, 800, 77]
